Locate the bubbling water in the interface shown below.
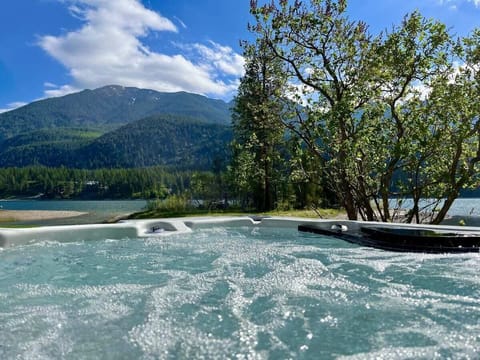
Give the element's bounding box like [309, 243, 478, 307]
[0, 227, 479, 359]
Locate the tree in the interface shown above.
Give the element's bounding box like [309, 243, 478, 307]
[250, 0, 381, 219]
[396, 32, 480, 223]
[230, 37, 287, 211]
[250, 0, 477, 223]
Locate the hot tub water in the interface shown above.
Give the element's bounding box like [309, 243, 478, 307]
[0, 226, 479, 358]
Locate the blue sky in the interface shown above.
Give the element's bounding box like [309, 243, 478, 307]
[0, 0, 479, 112]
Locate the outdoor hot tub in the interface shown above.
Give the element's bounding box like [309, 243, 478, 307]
[0, 217, 479, 358]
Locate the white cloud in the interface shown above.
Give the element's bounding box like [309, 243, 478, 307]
[411, 81, 432, 100]
[438, 0, 480, 8]
[44, 84, 81, 98]
[173, 16, 187, 29]
[192, 41, 245, 77]
[0, 102, 28, 114]
[38, 0, 243, 99]
[284, 82, 316, 107]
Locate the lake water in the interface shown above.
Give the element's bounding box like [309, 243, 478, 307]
[0, 200, 147, 225]
[389, 198, 480, 217]
[390, 198, 480, 226]
[1, 198, 480, 226]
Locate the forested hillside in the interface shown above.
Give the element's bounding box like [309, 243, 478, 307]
[76, 115, 232, 169]
[0, 85, 231, 140]
[0, 166, 193, 199]
[0, 128, 101, 167]
[0, 86, 233, 169]
[0, 115, 232, 169]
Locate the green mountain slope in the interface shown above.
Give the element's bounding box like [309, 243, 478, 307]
[0, 86, 233, 169]
[0, 85, 232, 141]
[75, 114, 232, 169]
[0, 115, 232, 170]
[0, 128, 103, 167]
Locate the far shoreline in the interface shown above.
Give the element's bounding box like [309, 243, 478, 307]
[0, 210, 88, 222]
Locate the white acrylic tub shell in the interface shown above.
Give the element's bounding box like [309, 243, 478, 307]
[1, 216, 480, 248]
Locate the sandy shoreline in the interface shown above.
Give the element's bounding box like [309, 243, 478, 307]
[0, 210, 87, 222]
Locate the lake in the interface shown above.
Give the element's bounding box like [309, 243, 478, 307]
[1, 198, 480, 226]
[388, 198, 480, 217]
[0, 200, 147, 225]
[389, 198, 480, 226]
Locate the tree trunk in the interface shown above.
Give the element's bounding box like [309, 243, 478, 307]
[357, 175, 375, 221]
[264, 162, 273, 211]
[342, 179, 358, 220]
[431, 192, 457, 225]
[406, 193, 420, 224]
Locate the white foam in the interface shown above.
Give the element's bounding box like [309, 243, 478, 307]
[2, 224, 480, 358]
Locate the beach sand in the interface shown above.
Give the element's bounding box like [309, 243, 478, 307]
[0, 210, 87, 222]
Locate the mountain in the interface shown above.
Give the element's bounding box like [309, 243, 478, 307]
[75, 114, 232, 169]
[0, 86, 234, 169]
[0, 128, 103, 167]
[0, 115, 232, 169]
[0, 85, 232, 141]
